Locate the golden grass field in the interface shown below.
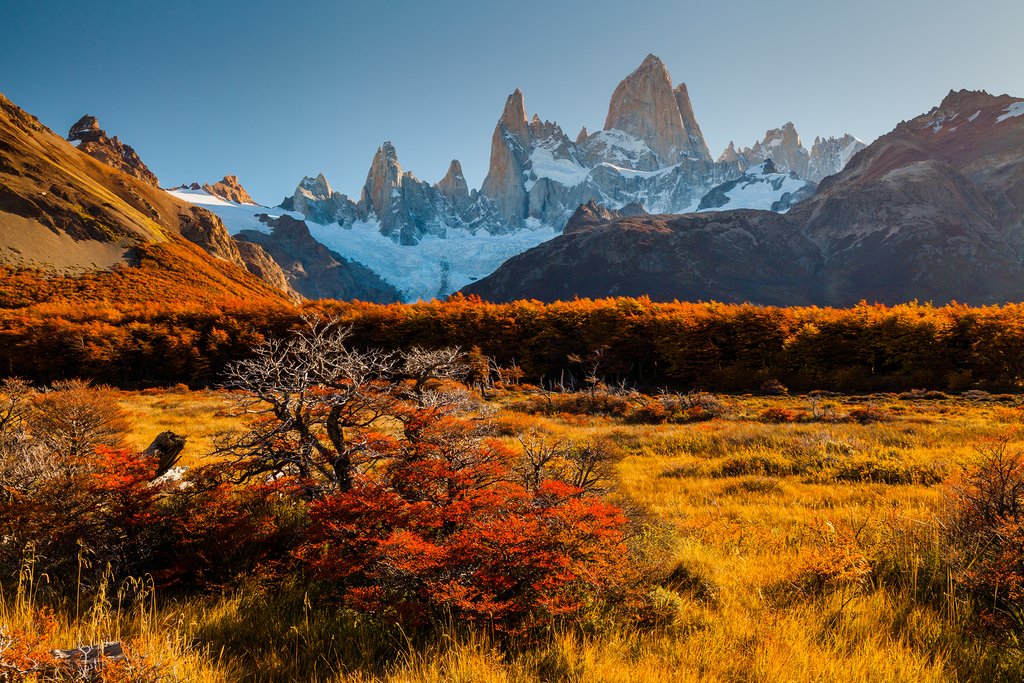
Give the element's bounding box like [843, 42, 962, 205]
[5, 388, 1024, 681]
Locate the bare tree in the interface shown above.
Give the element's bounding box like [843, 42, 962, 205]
[515, 430, 622, 496]
[516, 430, 572, 493]
[29, 379, 129, 459]
[217, 318, 469, 494]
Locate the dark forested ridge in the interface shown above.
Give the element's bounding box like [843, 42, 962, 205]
[4, 295, 1024, 392]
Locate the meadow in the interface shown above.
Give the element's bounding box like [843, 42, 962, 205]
[4, 382, 1022, 682]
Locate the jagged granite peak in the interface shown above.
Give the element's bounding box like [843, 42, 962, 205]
[603, 54, 707, 164]
[360, 141, 405, 218]
[673, 83, 712, 162]
[203, 175, 256, 204]
[67, 114, 101, 142]
[718, 141, 740, 164]
[750, 122, 809, 178]
[499, 88, 531, 148]
[728, 123, 865, 183]
[66, 114, 160, 187]
[576, 126, 589, 145]
[301, 172, 333, 196]
[434, 159, 470, 209]
[808, 134, 866, 182]
[480, 89, 532, 224]
[288, 172, 358, 225]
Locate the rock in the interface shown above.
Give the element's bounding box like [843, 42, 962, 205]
[724, 124, 865, 183]
[67, 115, 160, 186]
[674, 83, 712, 162]
[52, 642, 125, 677]
[235, 240, 299, 299]
[143, 431, 187, 479]
[203, 175, 256, 204]
[564, 200, 622, 234]
[808, 134, 867, 182]
[480, 89, 531, 225]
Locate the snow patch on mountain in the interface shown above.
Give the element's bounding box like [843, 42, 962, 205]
[693, 162, 814, 213]
[169, 188, 304, 233]
[524, 146, 589, 191]
[997, 102, 1024, 123]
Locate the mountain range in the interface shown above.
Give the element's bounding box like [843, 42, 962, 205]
[1, 54, 1022, 307]
[170, 54, 862, 301]
[466, 89, 1024, 305]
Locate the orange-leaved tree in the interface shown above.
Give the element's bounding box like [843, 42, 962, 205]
[296, 412, 636, 634]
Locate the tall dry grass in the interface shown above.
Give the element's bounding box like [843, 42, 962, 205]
[4, 389, 1024, 681]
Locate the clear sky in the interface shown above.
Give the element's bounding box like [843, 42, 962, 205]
[2, 0, 1022, 204]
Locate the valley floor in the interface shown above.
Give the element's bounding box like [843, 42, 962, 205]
[5, 388, 1024, 681]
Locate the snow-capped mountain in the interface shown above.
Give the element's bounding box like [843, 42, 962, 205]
[719, 124, 866, 183]
[171, 54, 865, 301]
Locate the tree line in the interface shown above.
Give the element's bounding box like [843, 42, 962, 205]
[3, 295, 1024, 391]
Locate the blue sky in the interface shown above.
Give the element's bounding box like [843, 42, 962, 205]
[2, 0, 1022, 204]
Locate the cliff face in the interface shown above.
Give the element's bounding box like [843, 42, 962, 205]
[604, 54, 711, 164]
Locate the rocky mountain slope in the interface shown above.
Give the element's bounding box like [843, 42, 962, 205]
[466, 90, 1024, 306]
[0, 93, 287, 304]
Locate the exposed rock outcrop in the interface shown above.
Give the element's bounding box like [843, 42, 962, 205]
[67, 115, 160, 187]
[720, 124, 866, 183]
[234, 240, 299, 299]
[434, 159, 470, 210]
[480, 90, 531, 225]
[203, 175, 256, 204]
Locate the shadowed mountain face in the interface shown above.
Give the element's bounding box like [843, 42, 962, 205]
[235, 214, 401, 302]
[465, 211, 822, 304]
[0, 92, 286, 303]
[465, 90, 1024, 306]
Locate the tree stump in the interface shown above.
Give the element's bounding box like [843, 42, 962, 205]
[144, 430, 186, 479]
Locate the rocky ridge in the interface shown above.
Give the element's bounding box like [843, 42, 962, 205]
[720, 123, 866, 183]
[67, 115, 161, 187]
